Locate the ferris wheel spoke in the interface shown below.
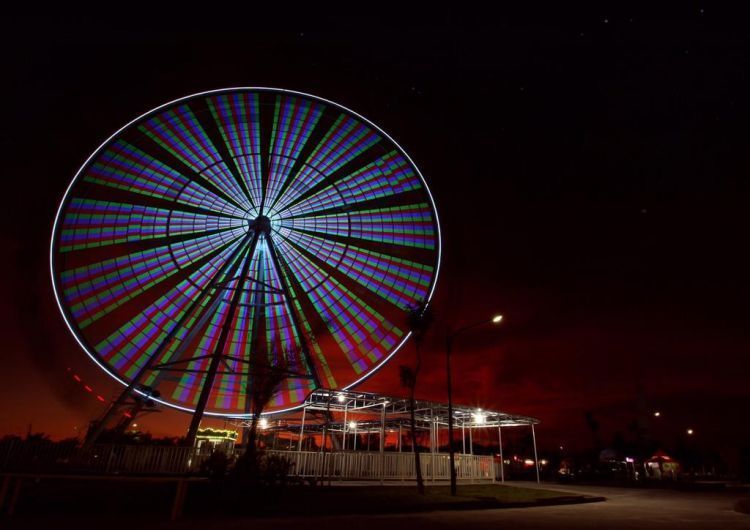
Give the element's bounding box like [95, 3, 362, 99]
[269, 233, 405, 378]
[190, 98, 258, 214]
[266, 236, 342, 389]
[170, 243, 258, 408]
[85, 139, 250, 219]
[206, 93, 265, 210]
[58, 198, 246, 253]
[274, 229, 419, 334]
[278, 203, 436, 252]
[148, 232, 255, 392]
[264, 234, 325, 387]
[97, 238, 248, 381]
[263, 95, 325, 214]
[267, 112, 381, 216]
[277, 149, 422, 218]
[231, 235, 323, 411]
[60, 226, 246, 329]
[277, 228, 433, 310]
[138, 103, 254, 212]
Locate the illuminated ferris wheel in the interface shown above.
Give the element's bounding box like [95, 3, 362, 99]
[51, 88, 441, 422]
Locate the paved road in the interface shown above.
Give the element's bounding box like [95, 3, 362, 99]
[185, 482, 750, 530]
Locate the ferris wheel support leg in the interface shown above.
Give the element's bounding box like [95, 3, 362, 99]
[185, 231, 262, 448]
[82, 232, 256, 451]
[241, 238, 267, 447]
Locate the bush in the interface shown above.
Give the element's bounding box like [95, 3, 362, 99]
[230, 449, 296, 487]
[200, 450, 231, 477]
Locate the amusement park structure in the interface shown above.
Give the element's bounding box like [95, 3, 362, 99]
[230, 389, 540, 482]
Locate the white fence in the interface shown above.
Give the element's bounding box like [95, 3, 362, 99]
[0, 439, 495, 481]
[275, 451, 495, 481]
[0, 441, 200, 475]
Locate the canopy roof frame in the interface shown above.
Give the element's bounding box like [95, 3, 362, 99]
[230, 388, 539, 430]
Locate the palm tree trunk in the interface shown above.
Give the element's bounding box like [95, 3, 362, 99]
[246, 416, 259, 453]
[411, 344, 425, 494]
[409, 387, 425, 494]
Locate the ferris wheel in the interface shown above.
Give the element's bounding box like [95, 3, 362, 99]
[51, 88, 441, 422]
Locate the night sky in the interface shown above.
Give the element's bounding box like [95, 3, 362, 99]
[3, 6, 749, 459]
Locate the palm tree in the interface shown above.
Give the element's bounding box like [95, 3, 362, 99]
[244, 346, 290, 452]
[399, 301, 434, 495]
[232, 345, 290, 481]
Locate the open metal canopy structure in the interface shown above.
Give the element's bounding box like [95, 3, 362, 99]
[231, 388, 541, 482]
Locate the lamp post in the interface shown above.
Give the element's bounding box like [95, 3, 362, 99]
[446, 314, 503, 496]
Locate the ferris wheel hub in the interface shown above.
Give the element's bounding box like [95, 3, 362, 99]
[250, 215, 272, 236]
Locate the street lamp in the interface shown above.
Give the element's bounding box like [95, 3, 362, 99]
[446, 314, 503, 496]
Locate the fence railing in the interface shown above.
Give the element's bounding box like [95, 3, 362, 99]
[0, 439, 205, 475]
[0, 439, 494, 481]
[274, 451, 494, 481]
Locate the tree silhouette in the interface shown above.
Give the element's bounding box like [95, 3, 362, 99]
[400, 301, 434, 495]
[244, 344, 291, 452]
[583, 411, 601, 453]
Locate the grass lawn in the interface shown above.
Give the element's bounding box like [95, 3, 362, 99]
[185, 482, 588, 517]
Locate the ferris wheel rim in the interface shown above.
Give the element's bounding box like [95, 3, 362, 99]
[50, 87, 442, 417]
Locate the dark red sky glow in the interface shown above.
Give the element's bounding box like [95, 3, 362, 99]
[2, 6, 750, 459]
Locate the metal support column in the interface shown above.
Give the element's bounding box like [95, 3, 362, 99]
[298, 406, 306, 452]
[430, 408, 435, 453]
[532, 424, 540, 483]
[498, 426, 504, 483]
[380, 402, 386, 485]
[462, 422, 466, 454]
[380, 404, 386, 453]
[469, 427, 473, 455]
[343, 403, 348, 451]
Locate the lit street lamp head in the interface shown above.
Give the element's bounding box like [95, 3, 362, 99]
[492, 314, 504, 324]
